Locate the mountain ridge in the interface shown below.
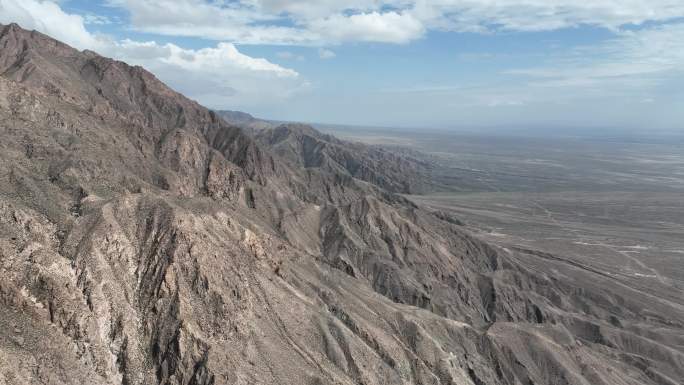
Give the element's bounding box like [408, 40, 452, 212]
[215, 110, 435, 194]
[253, 122, 434, 194]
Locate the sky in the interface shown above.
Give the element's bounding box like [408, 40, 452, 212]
[1, 0, 683, 132]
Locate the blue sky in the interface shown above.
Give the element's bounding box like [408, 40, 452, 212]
[1, 1, 683, 132]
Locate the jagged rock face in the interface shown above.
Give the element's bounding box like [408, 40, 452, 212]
[216, 110, 275, 133]
[254, 123, 434, 194]
[1, 23, 684, 385]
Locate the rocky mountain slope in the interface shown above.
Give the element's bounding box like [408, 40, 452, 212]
[253, 123, 434, 194]
[216, 110, 275, 133]
[215, 111, 434, 194]
[1, 23, 683, 385]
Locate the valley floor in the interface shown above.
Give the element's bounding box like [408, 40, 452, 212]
[326, 125, 684, 319]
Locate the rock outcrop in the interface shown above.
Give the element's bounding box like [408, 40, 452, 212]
[216, 110, 275, 134]
[254, 123, 434, 194]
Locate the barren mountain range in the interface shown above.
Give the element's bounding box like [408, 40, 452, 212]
[1, 23, 682, 385]
[216, 111, 275, 134]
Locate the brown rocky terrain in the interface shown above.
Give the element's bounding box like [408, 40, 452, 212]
[215, 111, 434, 194]
[1, 23, 683, 385]
[216, 110, 275, 134]
[253, 123, 434, 194]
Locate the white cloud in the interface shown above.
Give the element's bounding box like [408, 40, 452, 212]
[505, 23, 684, 92]
[109, 1, 425, 44]
[0, 0, 304, 110]
[317, 48, 335, 59]
[485, 98, 525, 107]
[107, 0, 317, 44]
[162, 42, 298, 78]
[105, 39, 304, 109]
[411, 0, 684, 33]
[310, 11, 424, 44]
[83, 13, 115, 25]
[0, 0, 102, 49]
[276, 51, 305, 61]
[417, 24, 684, 112]
[106, 0, 684, 45]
